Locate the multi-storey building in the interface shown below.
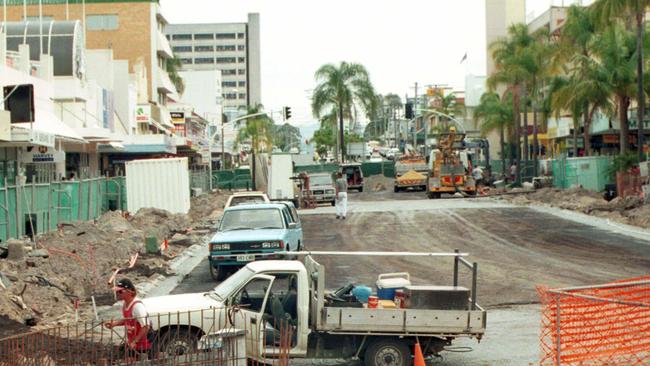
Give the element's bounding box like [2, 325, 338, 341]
[3, 0, 178, 128]
[165, 13, 261, 114]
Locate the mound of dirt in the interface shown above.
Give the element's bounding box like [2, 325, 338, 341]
[0, 189, 230, 335]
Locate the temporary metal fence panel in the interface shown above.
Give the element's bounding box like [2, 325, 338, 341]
[0, 178, 107, 242]
[125, 158, 191, 215]
[538, 276, 650, 366]
[292, 164, 338, 175]
[213, 169, 252, 190]
[0, 307, 293, 366]
[190, 167, 211, 195]
[552, 156, 613, 192]
[103, 177, 127, 212]
[382, 161, 396, 178]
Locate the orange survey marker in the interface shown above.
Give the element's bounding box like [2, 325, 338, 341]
[107, 252, 139, 287]
[538, 275, 650, 366]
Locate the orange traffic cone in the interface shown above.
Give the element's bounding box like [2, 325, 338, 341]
[413, 341, 426, 366]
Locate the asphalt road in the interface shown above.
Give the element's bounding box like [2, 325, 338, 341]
[170, 193, 650, 365]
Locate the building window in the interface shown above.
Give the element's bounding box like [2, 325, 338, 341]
[237, 33, 245, 39]
[216, 33, 236, 39]
[181, 58, 193, 64]
[238, 81, 246, 87]
[216, 57, 236, 64]
[216, 45, 236, 52]
[239, 93, 246, 100]
[172, 34, 192, 40]
[238, 45, 245, 51]
[238, 57, 245, 63]
[194, 45, 214, 52]
[173, 46, 192, 53]
[222, 81, 237, 88]
[194, 33, 214, 40]
[224, 93, 237, 100]
[222, 69, 237, 75]
[195, 58, 214, 64]
[238, 69, 246, 75]
[86, 14, 119, 31]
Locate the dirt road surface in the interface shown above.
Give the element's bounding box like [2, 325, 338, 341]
[171, 192, 650, 365]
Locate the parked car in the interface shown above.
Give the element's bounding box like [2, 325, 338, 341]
[340, 163, 364, 192]
[308, 173, 336, 206]
[224, 191, 270, 208]
[208, 203, 303, 280]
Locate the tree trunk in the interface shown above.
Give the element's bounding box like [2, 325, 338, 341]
[532, 76, 539, 177]
[583, 103, 590, 157]
[339, 103, 346, 163]
[619, 95, 630, 155]
[584, 107, 596, 157]
[513, 83, 521, 185]
[636, 13, 646, 162]
[572, 117, 579, 158]
[500, 125, 506, 178]
[522, 82, 529, 181]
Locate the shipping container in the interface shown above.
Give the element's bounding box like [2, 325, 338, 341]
[125, 158, 191, 214]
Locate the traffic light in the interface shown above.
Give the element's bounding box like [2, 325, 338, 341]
[405, 102, 414, 119]
[283, 106, 292, 120]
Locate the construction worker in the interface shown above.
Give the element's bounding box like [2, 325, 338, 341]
[335, 172, 348, 220]
[104, 278, 153, 359]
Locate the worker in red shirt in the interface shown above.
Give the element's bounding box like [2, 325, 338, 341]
[104, 278, 153, 359]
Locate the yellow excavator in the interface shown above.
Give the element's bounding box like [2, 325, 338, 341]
[426, 127, 477, 199]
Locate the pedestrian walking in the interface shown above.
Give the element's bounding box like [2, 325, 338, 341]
[335, 172, 348, 220]
[104, 278, 154, 360]
[509, 162, 517, 183]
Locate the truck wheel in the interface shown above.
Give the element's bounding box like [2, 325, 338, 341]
[393, 186, 399, 193]
[210, 264, 226, 281]
[364, 339, 412, 366]
[331, 200, 336, 206]
[157, 328, 200, 357]
[358, 187, 364, 193]
[427, 192, 440, 199]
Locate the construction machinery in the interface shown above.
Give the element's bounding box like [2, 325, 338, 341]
[427, 127, 476, 199]
[394, 155, 428, 192]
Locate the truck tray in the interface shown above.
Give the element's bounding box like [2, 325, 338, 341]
[320, 306, 485, 335]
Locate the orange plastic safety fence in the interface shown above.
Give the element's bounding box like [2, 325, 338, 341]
[538, 276, 650, 366]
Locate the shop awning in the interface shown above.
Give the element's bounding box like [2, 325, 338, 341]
[14, 109, 86, 142]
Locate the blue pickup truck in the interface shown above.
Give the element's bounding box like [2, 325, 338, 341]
[208, 202, 303, 281]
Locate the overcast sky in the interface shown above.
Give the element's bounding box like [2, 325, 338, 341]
[159, 0, 576, 132]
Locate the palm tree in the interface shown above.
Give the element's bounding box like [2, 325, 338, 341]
[311, 62, 376, 162]
[594, 24, 637, 154]
[474, 91, 514, 178]
[593, 0, 650, 162]
[554, 50, 614, 156]
[235, 105, 274, 189]
[488, 23, 536, 184]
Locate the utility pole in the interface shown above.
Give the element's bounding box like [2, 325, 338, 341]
[413, 83, 418, 150]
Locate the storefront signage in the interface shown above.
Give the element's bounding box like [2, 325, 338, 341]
[136, 105, 151, 124]
[603, 135, 619, 144]
[170, 112, 185, 125]
[20, 146, 65, 164]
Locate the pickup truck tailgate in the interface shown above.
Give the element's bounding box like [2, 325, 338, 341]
[321, 307, 486, 335]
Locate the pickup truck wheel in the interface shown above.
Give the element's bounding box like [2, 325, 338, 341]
[158, 328, 199, 357]
[331, 200, 336, 207]
[393, 186, 399, 193]
[210, 264, 226, 281]
[364, 339, 411, 366]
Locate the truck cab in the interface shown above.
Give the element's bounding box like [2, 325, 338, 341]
[208, 203, 303, 280]
[144, 253, 486, 366]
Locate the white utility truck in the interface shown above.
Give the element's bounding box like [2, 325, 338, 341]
[142, 252, 486, 366]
